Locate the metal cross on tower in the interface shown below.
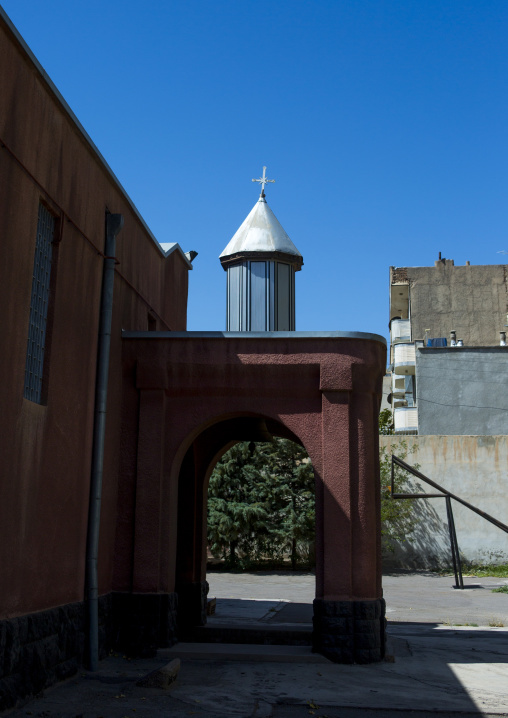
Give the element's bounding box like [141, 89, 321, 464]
[252, 166, 275, 197]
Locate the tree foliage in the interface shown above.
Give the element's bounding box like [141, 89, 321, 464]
[378, 407, 418, 550]
[208, 416, 420, 568]
[378, 408, 394, 435]
[207, 438, 315, 568]
[379, 440, 419, 552]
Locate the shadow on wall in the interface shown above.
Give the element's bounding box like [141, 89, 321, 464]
[383, 478, 452, 570]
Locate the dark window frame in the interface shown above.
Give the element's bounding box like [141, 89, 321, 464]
[23, 201, 60, 404]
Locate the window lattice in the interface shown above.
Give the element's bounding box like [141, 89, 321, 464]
[24, 204, 55, 403]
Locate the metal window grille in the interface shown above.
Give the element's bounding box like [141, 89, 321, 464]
[24, 204, 55, 403]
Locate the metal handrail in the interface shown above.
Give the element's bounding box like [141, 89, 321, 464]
[390, 455, 508, 589]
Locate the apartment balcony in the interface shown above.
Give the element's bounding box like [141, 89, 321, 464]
[392, 375, 406, 397]
[393, 343, 416, 375]
[393, 406, 418, 434]
[390, 318, 411, 344]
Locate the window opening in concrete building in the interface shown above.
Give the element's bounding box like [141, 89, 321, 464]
[24, 203, 55, 403]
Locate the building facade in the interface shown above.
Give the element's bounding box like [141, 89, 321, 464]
[388, 257, 508, 434]
[0, 8, 388, 709]
[384, 257, 508, 568]
[0, 8, 194, 707]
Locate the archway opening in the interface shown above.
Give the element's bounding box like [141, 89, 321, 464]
[207, 438, 315, 572]
[174, 415, 316, 641]
[204, 437, 316, 643]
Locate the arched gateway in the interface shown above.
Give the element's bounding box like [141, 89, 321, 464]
[116, 330, 386, 663]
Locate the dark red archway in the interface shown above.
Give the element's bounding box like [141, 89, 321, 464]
[174, 413, 307, 629]
[115, 331, 386, 663]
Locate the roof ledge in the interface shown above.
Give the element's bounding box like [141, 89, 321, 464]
[219, 250, 304, 271]
[158, 242, 193, 269]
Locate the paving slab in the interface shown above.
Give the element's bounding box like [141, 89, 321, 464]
[208, 598, 287, 623]
[7, 625, 507, 718]
[160, 642, 329, 662]
[4, 571, 508, 718]
[208, 570, 508, 626]
[382, 572, 508, 626]
[268, 602, 314, 623]
[207, 570, 315, 603]
[167, 625, 508, 716]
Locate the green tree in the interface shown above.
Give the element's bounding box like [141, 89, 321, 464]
[378, 408, 394, 435]
[207, 442, 269, 567]
[379, 440, 418, 552]
[207, 438, 315, 568]
[255, 439, 315, 569]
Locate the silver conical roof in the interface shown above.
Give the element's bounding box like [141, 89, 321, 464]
[220, 196, 302, 260]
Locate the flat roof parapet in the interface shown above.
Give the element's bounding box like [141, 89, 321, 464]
[122, 330, 387, 345]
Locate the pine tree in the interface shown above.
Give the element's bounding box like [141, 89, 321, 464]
[258, 439, 315, 568]
[207, 442, 269, 566]
[207, 438, 315, 568]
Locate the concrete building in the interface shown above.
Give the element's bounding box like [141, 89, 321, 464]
[380, 435, 508, 568]
[388, 257, 508, 435]
[416, 346, 508, 436]
[384, 258, 508, 568]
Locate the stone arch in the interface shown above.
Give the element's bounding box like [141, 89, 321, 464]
[172, 412, 315, 628]
[118, 331, 386, 662]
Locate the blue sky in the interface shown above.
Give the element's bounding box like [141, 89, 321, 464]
[2, 0, 507, 340]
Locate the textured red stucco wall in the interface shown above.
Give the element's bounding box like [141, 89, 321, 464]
[118, 335, 386, 603]
[0, 17, 190, 619]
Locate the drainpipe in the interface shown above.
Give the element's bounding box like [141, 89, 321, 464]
[86, 212, 124, 671]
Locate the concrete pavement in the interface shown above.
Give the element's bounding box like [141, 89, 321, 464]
[207, 570, 508, 626]
[4, 571, 508, 718]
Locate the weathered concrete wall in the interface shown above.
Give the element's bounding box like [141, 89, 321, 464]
[416, 347, 508, 435]
[406, 260, 508, 346]
[380, 374, 392, 412]
[380, 435, 508, 568]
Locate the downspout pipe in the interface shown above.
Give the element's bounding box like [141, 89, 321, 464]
[86, 212, 124, 671]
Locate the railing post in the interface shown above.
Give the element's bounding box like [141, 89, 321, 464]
[445, 496, 464, 589]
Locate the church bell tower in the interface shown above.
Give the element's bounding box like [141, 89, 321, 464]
[219, 167, 303, 331]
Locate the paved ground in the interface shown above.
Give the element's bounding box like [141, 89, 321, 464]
[207, 570, 508, 626]
[5, 571, 508, 718]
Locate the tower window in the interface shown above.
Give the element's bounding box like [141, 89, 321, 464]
[24, 203, 56, 403]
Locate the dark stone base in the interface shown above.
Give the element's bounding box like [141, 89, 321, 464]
[112, 592, 178, 656]
[176, 580, 209, 631]
[0, 591, 181, 711]
[312, 598, 386, 664]
[0, 595, 112, 712]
